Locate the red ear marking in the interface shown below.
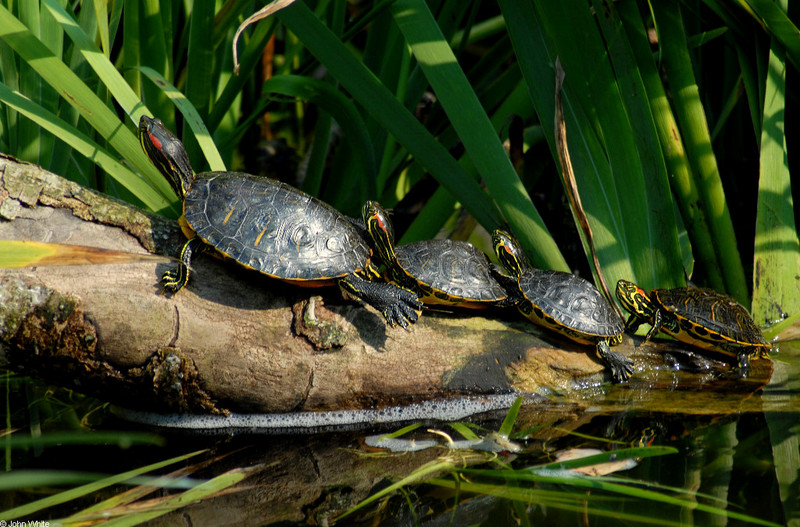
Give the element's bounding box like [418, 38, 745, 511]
[371, 213, 386, 232]
[148, 131, 163, 151]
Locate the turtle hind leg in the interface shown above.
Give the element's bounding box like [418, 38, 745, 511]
[596, 339, 634, 383]
[340, 274, 422, 327]
[162, 238, 203, 294]
[733, 349, 751, 378]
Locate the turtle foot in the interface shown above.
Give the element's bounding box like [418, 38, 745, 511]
[379, 286, 423, 328]
[606, 351, 635, 383]
[340, 275, 423, 327]
[597, 340, 634, 383]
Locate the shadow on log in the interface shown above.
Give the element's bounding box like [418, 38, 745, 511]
[0, 155, 772, 420]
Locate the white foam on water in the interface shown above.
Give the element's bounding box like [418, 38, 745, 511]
[115, 393, 528, 431]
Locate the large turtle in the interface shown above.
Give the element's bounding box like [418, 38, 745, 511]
[138, 116, 421, 326]
[492, 230, 633, 382]
[615, 280, 772, 370]
[361, 201, 511, 308]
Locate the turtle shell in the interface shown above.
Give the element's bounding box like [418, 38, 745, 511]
[395, 239, 507, 305]
[651, 287, 769, 349]
[183, 172, 371, 281]
[518, 269, 623, 340]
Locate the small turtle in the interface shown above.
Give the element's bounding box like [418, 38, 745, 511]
[492, 230, 633, 383]
[615, 280, 772, 370]
[362, 201, 510, 308]
[138, 116, 421, 326]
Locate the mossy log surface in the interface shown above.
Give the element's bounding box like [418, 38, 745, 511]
[0, 155, 772, 416]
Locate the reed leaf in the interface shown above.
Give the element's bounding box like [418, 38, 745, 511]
[2, 450, 206, 520]
[500, 0, 684, 292]
[136, 66, 225, 172]
[0, 82, 170, 211]
[275, 1, 502, 237]
[751, 0, 800, 325]
[652, 0, 749, 303]
[0, 4, 174, 210]
[391, 0, 566, 271]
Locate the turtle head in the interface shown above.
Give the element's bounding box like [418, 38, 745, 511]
[492, 229, 528, 278]
[615, 280, 655, 319]
[362, 201, 397, 265]
[138, 115, 194, 200]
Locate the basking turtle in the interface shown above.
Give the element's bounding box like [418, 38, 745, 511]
[615, 280, 771, 370]
[362, 201, 510, 308]
[138, 116, 421, 327]
[492, 230, 632, 383]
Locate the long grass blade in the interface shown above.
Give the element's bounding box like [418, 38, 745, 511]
[41, 0, 144, 121]
[275, 2, 502, 235]
[73, 466, 254, 525]
[740, 0, 800, 73]
[500, 0, 684, 291]
[0, 5, 174, 210]
[390, 0, 566, 271]
[2, 450, 206, 520]
[618, 0, 722, 290]
[0, 240, 169, 268]
[0, 82, 170, 211]
[136, 66, 225, 172]
[652, 0, 749, 303]
[751, 0, 800, 324]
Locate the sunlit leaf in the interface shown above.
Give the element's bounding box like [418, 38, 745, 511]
[0, 240, 169, 269]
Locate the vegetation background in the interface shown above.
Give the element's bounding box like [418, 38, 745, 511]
[2, 0, 798, 324]
[0, 0, 798, 523]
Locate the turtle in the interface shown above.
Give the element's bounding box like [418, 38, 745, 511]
[615, 279, 772, 371]
[362, 201, 511, 308]
[492, 229, 633, 383]
[138, 115, 422, 327]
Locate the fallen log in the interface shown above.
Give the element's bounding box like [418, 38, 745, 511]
[0, 155, 771, 419]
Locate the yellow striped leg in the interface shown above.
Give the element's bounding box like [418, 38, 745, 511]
[162, 238, 203, 293]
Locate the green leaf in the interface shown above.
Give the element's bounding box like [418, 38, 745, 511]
[2, 450, 206, 520]
[390, 0, 567, 271]
[0, 4, 174, 211]
[751, 0, 800, 324]
[500, 0, 683, 292]
[0, 240, 168, 268]
[0, 83, 170, 211]
[652, 0, 749, 303]
[136, 66, 226, 172]
[276, 2, 502, 234]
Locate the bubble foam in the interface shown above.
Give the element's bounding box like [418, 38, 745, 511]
[115, 393, 530, 432]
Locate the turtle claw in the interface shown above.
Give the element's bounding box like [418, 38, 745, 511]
[607, 351, 635, 383]
[597, 340, 634, 383]
[381, 289, 423, 328]
[340, 275, 422, 328]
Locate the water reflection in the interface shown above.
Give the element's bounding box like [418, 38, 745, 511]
[133, 345, 799, 525]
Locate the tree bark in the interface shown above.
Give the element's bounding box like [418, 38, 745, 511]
[0, 155, 771, 418]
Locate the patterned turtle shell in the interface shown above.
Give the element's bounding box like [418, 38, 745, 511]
[394, 239, 509, 306]
[518, 269, 624, 342]
[651, 287, 770, 354]
[183, 172, 371, 281]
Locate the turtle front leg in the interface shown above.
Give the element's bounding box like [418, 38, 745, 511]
[623, 313, 645, 334]
[163, 238, 203, 294]
[596, 340, 634, 383]
[642, 309, 664, 344]
[489, 264, 524, 307]
[340, 273, 423, 327]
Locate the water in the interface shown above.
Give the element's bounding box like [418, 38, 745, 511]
[3, 342, 799, 525]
